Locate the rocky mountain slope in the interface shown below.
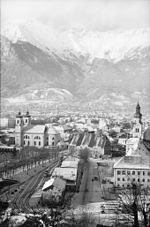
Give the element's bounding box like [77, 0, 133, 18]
[1, 20, 150, 112]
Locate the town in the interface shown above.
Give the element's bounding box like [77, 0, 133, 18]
[0, 102, 150, 227]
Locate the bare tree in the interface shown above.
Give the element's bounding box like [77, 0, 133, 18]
[116, 183, 150, 227]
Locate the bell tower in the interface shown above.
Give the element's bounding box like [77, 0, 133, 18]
[15, 112, 23, 146]
[132, 102, 143, 138]
[134, 101, 142, 124]
[23, 111, 31, 126]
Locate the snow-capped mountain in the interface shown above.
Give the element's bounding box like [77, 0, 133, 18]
[2, 19, 150, 62]
[1, 19, 150, 113]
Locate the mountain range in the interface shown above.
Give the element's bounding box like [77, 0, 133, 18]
[1, 19, 150, 114]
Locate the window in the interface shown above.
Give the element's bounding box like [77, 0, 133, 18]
[17, 120, 20, 124]
[28, 141, 30, 146]
[122, 178, 125, 181]
[136, 128, 139, 133]
[117, 178, 120, 181]
[133, 179, 135, 182]
[142, 179, 145, 182]
[24, 135, 30, 139]
[143, 171, 145, 176]
[39, 141, 41, 146]
[138, 171, 140, 175]
[138, 179, 140, 182]
[127, 171, 130, 175]
[132, 171, 135, 175]
[34, 136, 41, 140]
[122, 171, 126, 175]
[148, 179, 150, 182]
[148, 172, 150, 176]
[117, 171, 121, 175]
[34, 141, 36, 146]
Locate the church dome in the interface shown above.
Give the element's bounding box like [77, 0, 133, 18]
[143, 127, 150, 151]
[143, 128, 150, 142]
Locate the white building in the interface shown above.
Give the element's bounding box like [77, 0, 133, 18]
[113, 129, 150, 188]
[15, 112, 60, 148]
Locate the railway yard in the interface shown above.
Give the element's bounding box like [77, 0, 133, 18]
[0, 150, 66, 213]
[10, 159, 60, 213]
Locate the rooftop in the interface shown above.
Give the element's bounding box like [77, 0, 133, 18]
[42, 177, 66, 191]
[24, 125, 46, 134]
[61, 160, 78, 168]
[47, 126, 59, 135]
[52, 167, 77, 181]
[114, 141, 150, 170]
[114, 155, 150, 170]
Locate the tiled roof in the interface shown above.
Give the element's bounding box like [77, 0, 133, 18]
[24, 125, 46, 134]
[114, 142, 150, 170]
[113, 155, 150, 169]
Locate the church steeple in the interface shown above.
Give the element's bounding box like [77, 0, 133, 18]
[134, 101, 142, 124]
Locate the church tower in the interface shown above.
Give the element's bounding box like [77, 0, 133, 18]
[134, 101, 142, 124]
[132, 102, 143, 138]
[15, 112, 24, 146]
[23, 111, 31, 126]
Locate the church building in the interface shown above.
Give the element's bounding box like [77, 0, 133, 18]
[15, 112, 60, 148]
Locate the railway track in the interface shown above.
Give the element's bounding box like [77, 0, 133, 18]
[10, 159, 60, 213]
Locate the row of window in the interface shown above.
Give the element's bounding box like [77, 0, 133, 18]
[24, 135, 41, 140]
[24, 136, 55, 140]
[117, 184, 137, 188]
[24, 141, 41, 146]
[16, 119, 29, 124]
[117, 178, 150, 183]
[24, 141, 55, 146]
[117, 170, 150, 176]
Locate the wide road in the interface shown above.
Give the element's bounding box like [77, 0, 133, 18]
[72, 158, 103, 208]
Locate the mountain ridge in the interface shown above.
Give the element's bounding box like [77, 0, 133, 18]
[1, 20, 150, 113]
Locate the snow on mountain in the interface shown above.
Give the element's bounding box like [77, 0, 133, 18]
[2, 19, 150, 62]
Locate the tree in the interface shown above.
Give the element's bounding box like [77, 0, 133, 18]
[78, 147, 90, 162]
[116, 183, 150, 227]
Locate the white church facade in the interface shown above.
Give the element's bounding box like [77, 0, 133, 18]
[15, 112, 60, 148]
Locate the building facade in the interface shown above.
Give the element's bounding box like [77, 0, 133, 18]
[113, 131, 150, 188]
[15, 112, 60, 148]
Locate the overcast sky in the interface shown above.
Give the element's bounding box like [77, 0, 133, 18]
[1, 0, 150, 31]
